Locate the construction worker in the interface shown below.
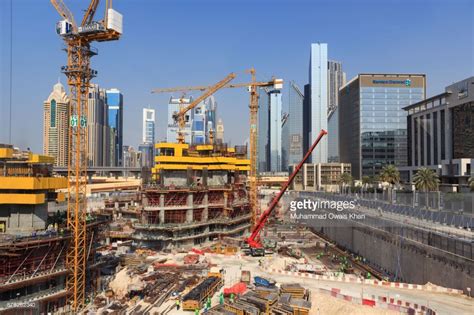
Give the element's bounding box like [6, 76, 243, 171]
[230, 293, 235, 303]
[176, 299, 180, 310]
[194, 308, 199, 315]
[219, 292, 224, 305]
[206, 297, 211, 309]
[366, 272, 371, 279]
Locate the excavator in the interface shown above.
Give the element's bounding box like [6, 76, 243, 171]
[243, 129, 328, 256]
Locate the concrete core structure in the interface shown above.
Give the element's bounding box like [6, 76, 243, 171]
[135, 142, 251, 249]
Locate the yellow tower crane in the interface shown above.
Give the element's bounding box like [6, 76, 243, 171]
[50, 0, 122, 311]
[171, 73, 236, 144]
[152, 69, 283, 226]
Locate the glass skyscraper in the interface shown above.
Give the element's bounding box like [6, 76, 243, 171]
[288, 81, 305, 166]
[327, 107, 339, 162]
[309, 43, 328, 163]
[339, 74, 426, 179]
[258, 88, 282, 173]
[106, 88, 123, 166]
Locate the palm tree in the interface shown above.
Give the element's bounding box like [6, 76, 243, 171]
[469, 177, 474, 191]
[413, 168, 440, 209]
[338, 172, 353, 194]
[379, 165, 400, 204]
[361, 176, 372, 199]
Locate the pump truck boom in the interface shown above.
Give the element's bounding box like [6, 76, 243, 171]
[244, 129, 328, 256]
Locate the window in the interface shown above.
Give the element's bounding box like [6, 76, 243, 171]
[50, 99, 56, 127]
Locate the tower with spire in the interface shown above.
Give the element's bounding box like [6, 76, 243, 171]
[43, 80, 70, 166]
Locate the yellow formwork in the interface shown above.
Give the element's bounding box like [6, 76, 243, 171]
[0, 193, 45, 204]
[0, 177, 67, 190]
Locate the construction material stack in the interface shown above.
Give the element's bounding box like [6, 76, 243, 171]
[182, 274, 223, 311]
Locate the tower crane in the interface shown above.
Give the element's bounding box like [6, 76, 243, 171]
[171, 73, 236, 144]
[152, 69, 283, 226]
[50, 0, 122, 310]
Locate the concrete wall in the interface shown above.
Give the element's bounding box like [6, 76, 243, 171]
[0, 204, 48, 233]
[314, 219, 473, 293]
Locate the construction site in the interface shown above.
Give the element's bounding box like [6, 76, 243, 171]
[0, 1, 473, 315]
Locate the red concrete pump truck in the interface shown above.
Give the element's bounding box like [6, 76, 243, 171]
[243, 129, 328, 256]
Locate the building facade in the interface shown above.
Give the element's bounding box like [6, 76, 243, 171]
[402, 76, 474, 190]
[43, 82, 69, 166]
[167, 97, 192, 144]
[191, 102, 206, 145]
[216, 118, 224, 144]
[87, 84, 110, 167]
[143, 108, 156, 144]
[258, 88, 282, 173]
[309, 43, 328, 163]
[123, 145, 142, 168]
[288, 81, 305, 166]
[138, 143, 154, 168]
[327, 107, 339, 162]
[339, 74, 426, 179]
[106, 88, 123, 166]
[281, 112, 289, 171]
[327, 60, 346, 115]
[290, 162, 351, 192]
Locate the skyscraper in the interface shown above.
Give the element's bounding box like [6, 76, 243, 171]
[106, 88, 123, 166]
[167, 97, 192, 143]
[339, 74, 426, 179]
[143, 108, 155, 144]
[281, 112, 289, 171]
[216, 118, 224, 144]
[191, 102, 206, 145]
[327, 60, 346, 115]
[204, 96, 217, 143]
[43, 81, 69, 166]
[288, 81, 305, 165]
[87, 84, 109, 167]
[309, 43, 328, 163]
[258, 88, 282, 172]
[327, 107, 339, 162]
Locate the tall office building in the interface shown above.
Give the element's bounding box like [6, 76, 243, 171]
[309, 43, 328, 163]
[339, 74, 426, 179]
[327, 107, 339, 162]
[87, 84, 110, 167]
[143, 108, 156, 144]
[288, 81, 305, 166]
[167, 97, 192, 143]
[191, 102, 206, 145]
[258, 88, 282, 172]
[204, 96, 217, 143]
[216, 118, 224, 144]
[402, 76, 474, 188]
[139, 143, 154, 168]
[327, 60, 346, 115]
[281, 112, 289, 171]
[106, 88, 123, 166]
[43, 81, 69, 166]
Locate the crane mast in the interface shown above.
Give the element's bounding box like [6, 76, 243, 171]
[51, 0, 122, 310]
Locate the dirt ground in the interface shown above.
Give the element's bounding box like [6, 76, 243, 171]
[309, 292, 399, 315]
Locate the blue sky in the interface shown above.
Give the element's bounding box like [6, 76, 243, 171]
[1, 0, 473, 152]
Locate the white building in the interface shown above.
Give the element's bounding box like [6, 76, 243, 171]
[309, 43, 328, 163]
[142, 108, 155, 144]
